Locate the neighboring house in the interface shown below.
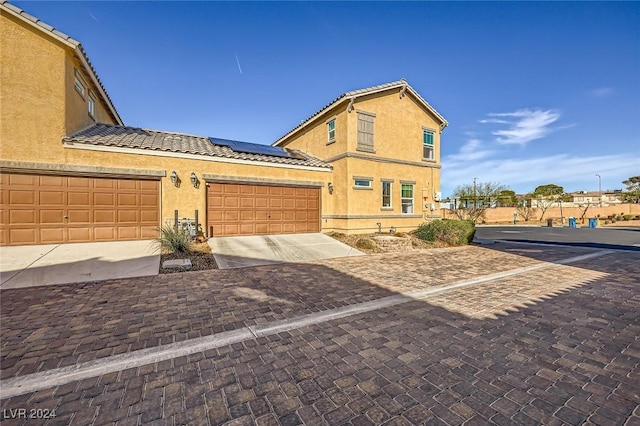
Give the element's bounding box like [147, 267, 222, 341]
[273, 80, 448, 233]
[569, 190, 623, 206]
[0, 1, 447, 246]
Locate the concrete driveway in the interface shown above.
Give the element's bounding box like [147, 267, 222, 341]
[208, 232, 363, 269]
[0, 240, 159, 289]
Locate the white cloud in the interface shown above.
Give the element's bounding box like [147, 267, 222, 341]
[482, 109, 561, 145]
[442, 153, 639, 195]
[443, 139, 492, 162]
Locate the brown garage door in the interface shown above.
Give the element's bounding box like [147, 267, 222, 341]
[207, 182, 319, 236]
[0, 173, 159, 246]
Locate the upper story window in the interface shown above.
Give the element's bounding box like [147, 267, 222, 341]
[382, 181, 392, 208]
[353, 176, 373, 190]
[327, 118, 336, 144]
[74, 69, 87, 98]
[401, 183, 414, 214]
[423, 129, 435, 160]
[357, 111, 375, 153]
[88, 90, 96, 117]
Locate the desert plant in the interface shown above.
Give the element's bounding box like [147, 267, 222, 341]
[623, 215, 633, 221]
[156, 224, 193, 254]
[415, 219, 475, 246]
[356, 237, 377, 250]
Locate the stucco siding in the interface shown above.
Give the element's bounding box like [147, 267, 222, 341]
[1, 10, 67, 162]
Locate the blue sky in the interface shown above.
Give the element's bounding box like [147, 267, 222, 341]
[15, 1, 640, 196]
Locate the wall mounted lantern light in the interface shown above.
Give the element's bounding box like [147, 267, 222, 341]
[328, 182, 334, 194]
[190, 172, 199, 188]
[170, 171, 179, 187]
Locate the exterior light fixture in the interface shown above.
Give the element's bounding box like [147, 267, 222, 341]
[190, 172, 199, 188]
[170, 171, 179, 187]
[328, 182, 334, 194]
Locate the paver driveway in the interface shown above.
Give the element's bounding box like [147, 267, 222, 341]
[1, 243, 638, 425]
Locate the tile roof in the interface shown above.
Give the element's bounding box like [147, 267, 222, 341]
[273, 79, 448, 146]
[64, 124, 332, 169]
[1, 1, 123, 125]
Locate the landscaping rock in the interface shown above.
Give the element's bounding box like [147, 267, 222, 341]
[162, 258, 192, 270]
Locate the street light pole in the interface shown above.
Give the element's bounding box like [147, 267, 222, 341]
[596, 174, 602, 207]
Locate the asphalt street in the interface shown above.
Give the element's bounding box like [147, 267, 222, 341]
[475, 226, 640, 251]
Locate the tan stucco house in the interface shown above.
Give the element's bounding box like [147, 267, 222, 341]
[0, 1, 447, 246]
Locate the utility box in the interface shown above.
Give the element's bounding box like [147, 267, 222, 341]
[178, 217, 197, 237]
[547, 218, 553, 227]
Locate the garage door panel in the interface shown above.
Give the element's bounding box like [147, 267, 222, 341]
[40, 209, 64, 224]
[68, 209, 90, 223]
[67, 192, 89, 206]
[10, 228, 37, 245]
[208, 183, 319, 237]
[40, 191, 65, 205]
[10, 210, 36, 225]
[94, 193, 115, 206]
[0, 173, 159, 245]
[9, 190, 35, 205]
[68, 227, 91, 242]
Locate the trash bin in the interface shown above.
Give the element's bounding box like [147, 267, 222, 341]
[568, 217, 576, 228]
[589, 218, 597, 228]
[547, 218, 553, 227]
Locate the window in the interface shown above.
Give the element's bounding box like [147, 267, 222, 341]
[401, 184, 414, 214]
[354, 180, 372, 187]
[327, 119, 336, 143]
[88, 91, 96, 117]
[423, 129, 435, 160]
[382, 181, 392, 208]
[74, 69, 87, 98]
[357, 112, 375, 152]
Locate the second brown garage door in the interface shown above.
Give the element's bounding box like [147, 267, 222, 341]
[0, 173, 160, 246]
[207, 182, 319, 236]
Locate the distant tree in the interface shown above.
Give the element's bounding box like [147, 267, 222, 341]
[452, 182, 507, 222]
[532, 184, 565, 221]
[622, 175, 640, 203]
[576, 202, 591, 224]
[516, 195, 537, 221]
[497, 190, 518, 207]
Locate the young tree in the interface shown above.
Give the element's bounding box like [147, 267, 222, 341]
[576, 202, 591, 224]
[452, 181, 506, 222]
[497, 189, 518, 207]
[622, 176, 640, 203]
[532, 184, 564, 221]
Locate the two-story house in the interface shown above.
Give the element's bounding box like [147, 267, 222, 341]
[273, 81, 448, 234]
[0, 1, 447, 246]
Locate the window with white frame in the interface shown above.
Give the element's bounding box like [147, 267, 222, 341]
[354, 179, 372, 188]
[401, 184, 414, 214]
[74, 69, 87, 98]
[382, 181, 392, 208]
[357, 112, 375, 152]
[88, 91, 96, 117]
[423, 129, 435, 160]
[327, 119, 336, 143]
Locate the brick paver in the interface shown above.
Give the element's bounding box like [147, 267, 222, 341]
[1, 244, 639, 425]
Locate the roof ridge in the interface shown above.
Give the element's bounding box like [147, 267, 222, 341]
[272, 79, 447, 146]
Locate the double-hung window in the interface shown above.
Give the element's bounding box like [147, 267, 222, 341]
[382, 181, 392, 208]
[74, 69, 87, 98]
[88, 91, 96, 117]
[327, 119, 336, 144]
[401, 184, 414, 214]
[423, 129, 435, 160]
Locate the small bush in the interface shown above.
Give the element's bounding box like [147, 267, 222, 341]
[414, 219, 476, 246]
[394, 232, 408, 238]
[157, 224, 193, 254]
[635, 215, 640, 220]
[623, 215, 633, 221]
[356, 237, 377, 250]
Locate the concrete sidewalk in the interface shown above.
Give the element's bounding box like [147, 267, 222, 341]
[0, 240, 159, 289]
[208, 233, 364, 269]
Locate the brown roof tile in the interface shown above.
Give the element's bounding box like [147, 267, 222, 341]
[64, 124, 332, 169]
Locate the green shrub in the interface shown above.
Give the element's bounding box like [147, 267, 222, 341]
[157, 224, 193, 254]
[623, 215, 633, 221]
[414, 219, 476, 246]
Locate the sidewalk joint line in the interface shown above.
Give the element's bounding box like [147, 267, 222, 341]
[0, 249, 612, 399]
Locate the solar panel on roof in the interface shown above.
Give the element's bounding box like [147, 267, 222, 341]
[208, 137, 294, 159]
